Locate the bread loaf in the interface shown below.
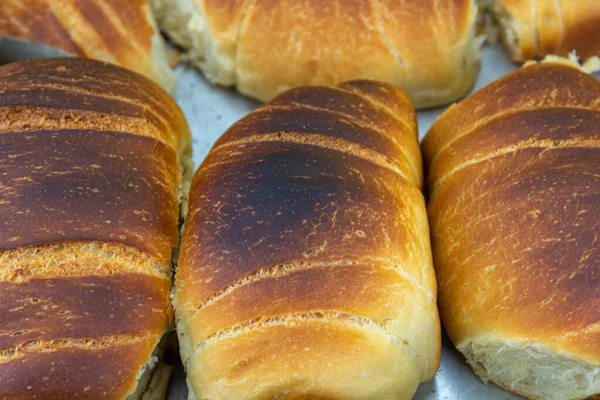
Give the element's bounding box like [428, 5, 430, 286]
[490, 0, 600, 62]
[0, 58, 192, 399]
[0, 0, 176, 91]
[422, 60, 600, 400]
[150, 0, 482, 109]
[176, 80, 440, 399]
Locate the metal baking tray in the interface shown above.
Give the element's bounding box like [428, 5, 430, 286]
[167, 44, 522, 399]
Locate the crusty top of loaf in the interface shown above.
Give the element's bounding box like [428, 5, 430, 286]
[177, 80, 440, 399]
[0, 57, 189, 154]
[423, 62, 600, 365]
[0, 0, 175, 90]
[0, 58, 186, 399]
[423, 61, 600, 185]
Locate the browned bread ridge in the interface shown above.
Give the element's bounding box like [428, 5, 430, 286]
[176, 80, 441, 399]
[422, 61, 600, 399]
[490, 0, 600, 62]
[0, 58, 192, 399]
[150, 0, 482, 109]
[0, 0, 176, 91]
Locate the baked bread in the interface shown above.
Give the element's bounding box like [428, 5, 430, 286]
[0, 0, 176, 92]
[422, 60, 600, 400]
[490, 0, 600, 62]
[176, 80, 440, 399]
[150, 0, 482, 109]
[0, 58, 192, 399]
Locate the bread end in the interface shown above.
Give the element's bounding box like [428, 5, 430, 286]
[459, 338, 600, 400]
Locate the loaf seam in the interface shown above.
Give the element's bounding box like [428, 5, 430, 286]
[263, 102, 417, 172]
[0, 333, 156, 364]
[211, 132, 412, 183]
[182, 310, 421, 371]
[428, 104, 600, 169]
[431, 137, 600, 195]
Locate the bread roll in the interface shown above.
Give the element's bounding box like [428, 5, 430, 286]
[176, 80, 440, 399]
[150, 0, 482, 109]
[490, 0, 600, 62]
[0, 0, 176, 91]
[0, 58, 192, 399]
[422, 60, 600, 400]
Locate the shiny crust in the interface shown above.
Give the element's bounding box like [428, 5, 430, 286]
[423, 62, 600, 399]
[177, 81, 440, 399]
[0, 130, 178, 260]
[492, 0, 600, 62]
[0, 58, 189, 153]
[0, 0, 175, 91]
[0, 58, 190, 399]
[0, 338, 159, 399]
[151, 0, 481, 108]
[0, 274, 171, 350]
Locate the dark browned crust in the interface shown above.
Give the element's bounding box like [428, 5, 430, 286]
[213, 83, 422, 186]
[0, 129, 178, 260]
[178, 80, 440, 397]
[0, 274, 171, 349]
[0, 338, 157, 400]
[180, 140, 421, 301]
[215, 106, 409, 173]
[0, 58, 187, 399]
[266, 85, 418, 155]
[0, 58, 187, 151]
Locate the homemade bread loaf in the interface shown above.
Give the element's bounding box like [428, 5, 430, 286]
[490, 0, 600, 62]
[0, 58, 192, 399]
[0, 0, 176, 91]
[422, 60, 600, 400]
[150, 0, 482, 109]
[176, 80, 440, 399]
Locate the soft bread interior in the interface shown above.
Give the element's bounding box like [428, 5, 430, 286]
[460, 339, 600, 400]
[537, 54, 600, 75]
[149, 0, 232, 87]
[127, 334, 173, 400]
[490, 1, 521, 61]
[129, 331, 182, 400]
[141, 363, 173, 400]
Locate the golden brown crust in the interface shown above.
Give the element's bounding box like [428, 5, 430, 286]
[422, 62, 600, 179]
[0, 0, 176, 90]
[187, 317, 422, 400]
[153, 0, 481, 108]
[492, 0, 600, 62]
[0, 58, 189, 399]
[177, 80, 439, 399]
[0, 0, 84, 56]
[423, 62, 600, 399]
[0, 337, 159, 400]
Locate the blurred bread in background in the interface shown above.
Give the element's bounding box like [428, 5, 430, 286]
[488, 0, 600, 62]
[150, 0, 483, 109]
[0, 0, 176, 91]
